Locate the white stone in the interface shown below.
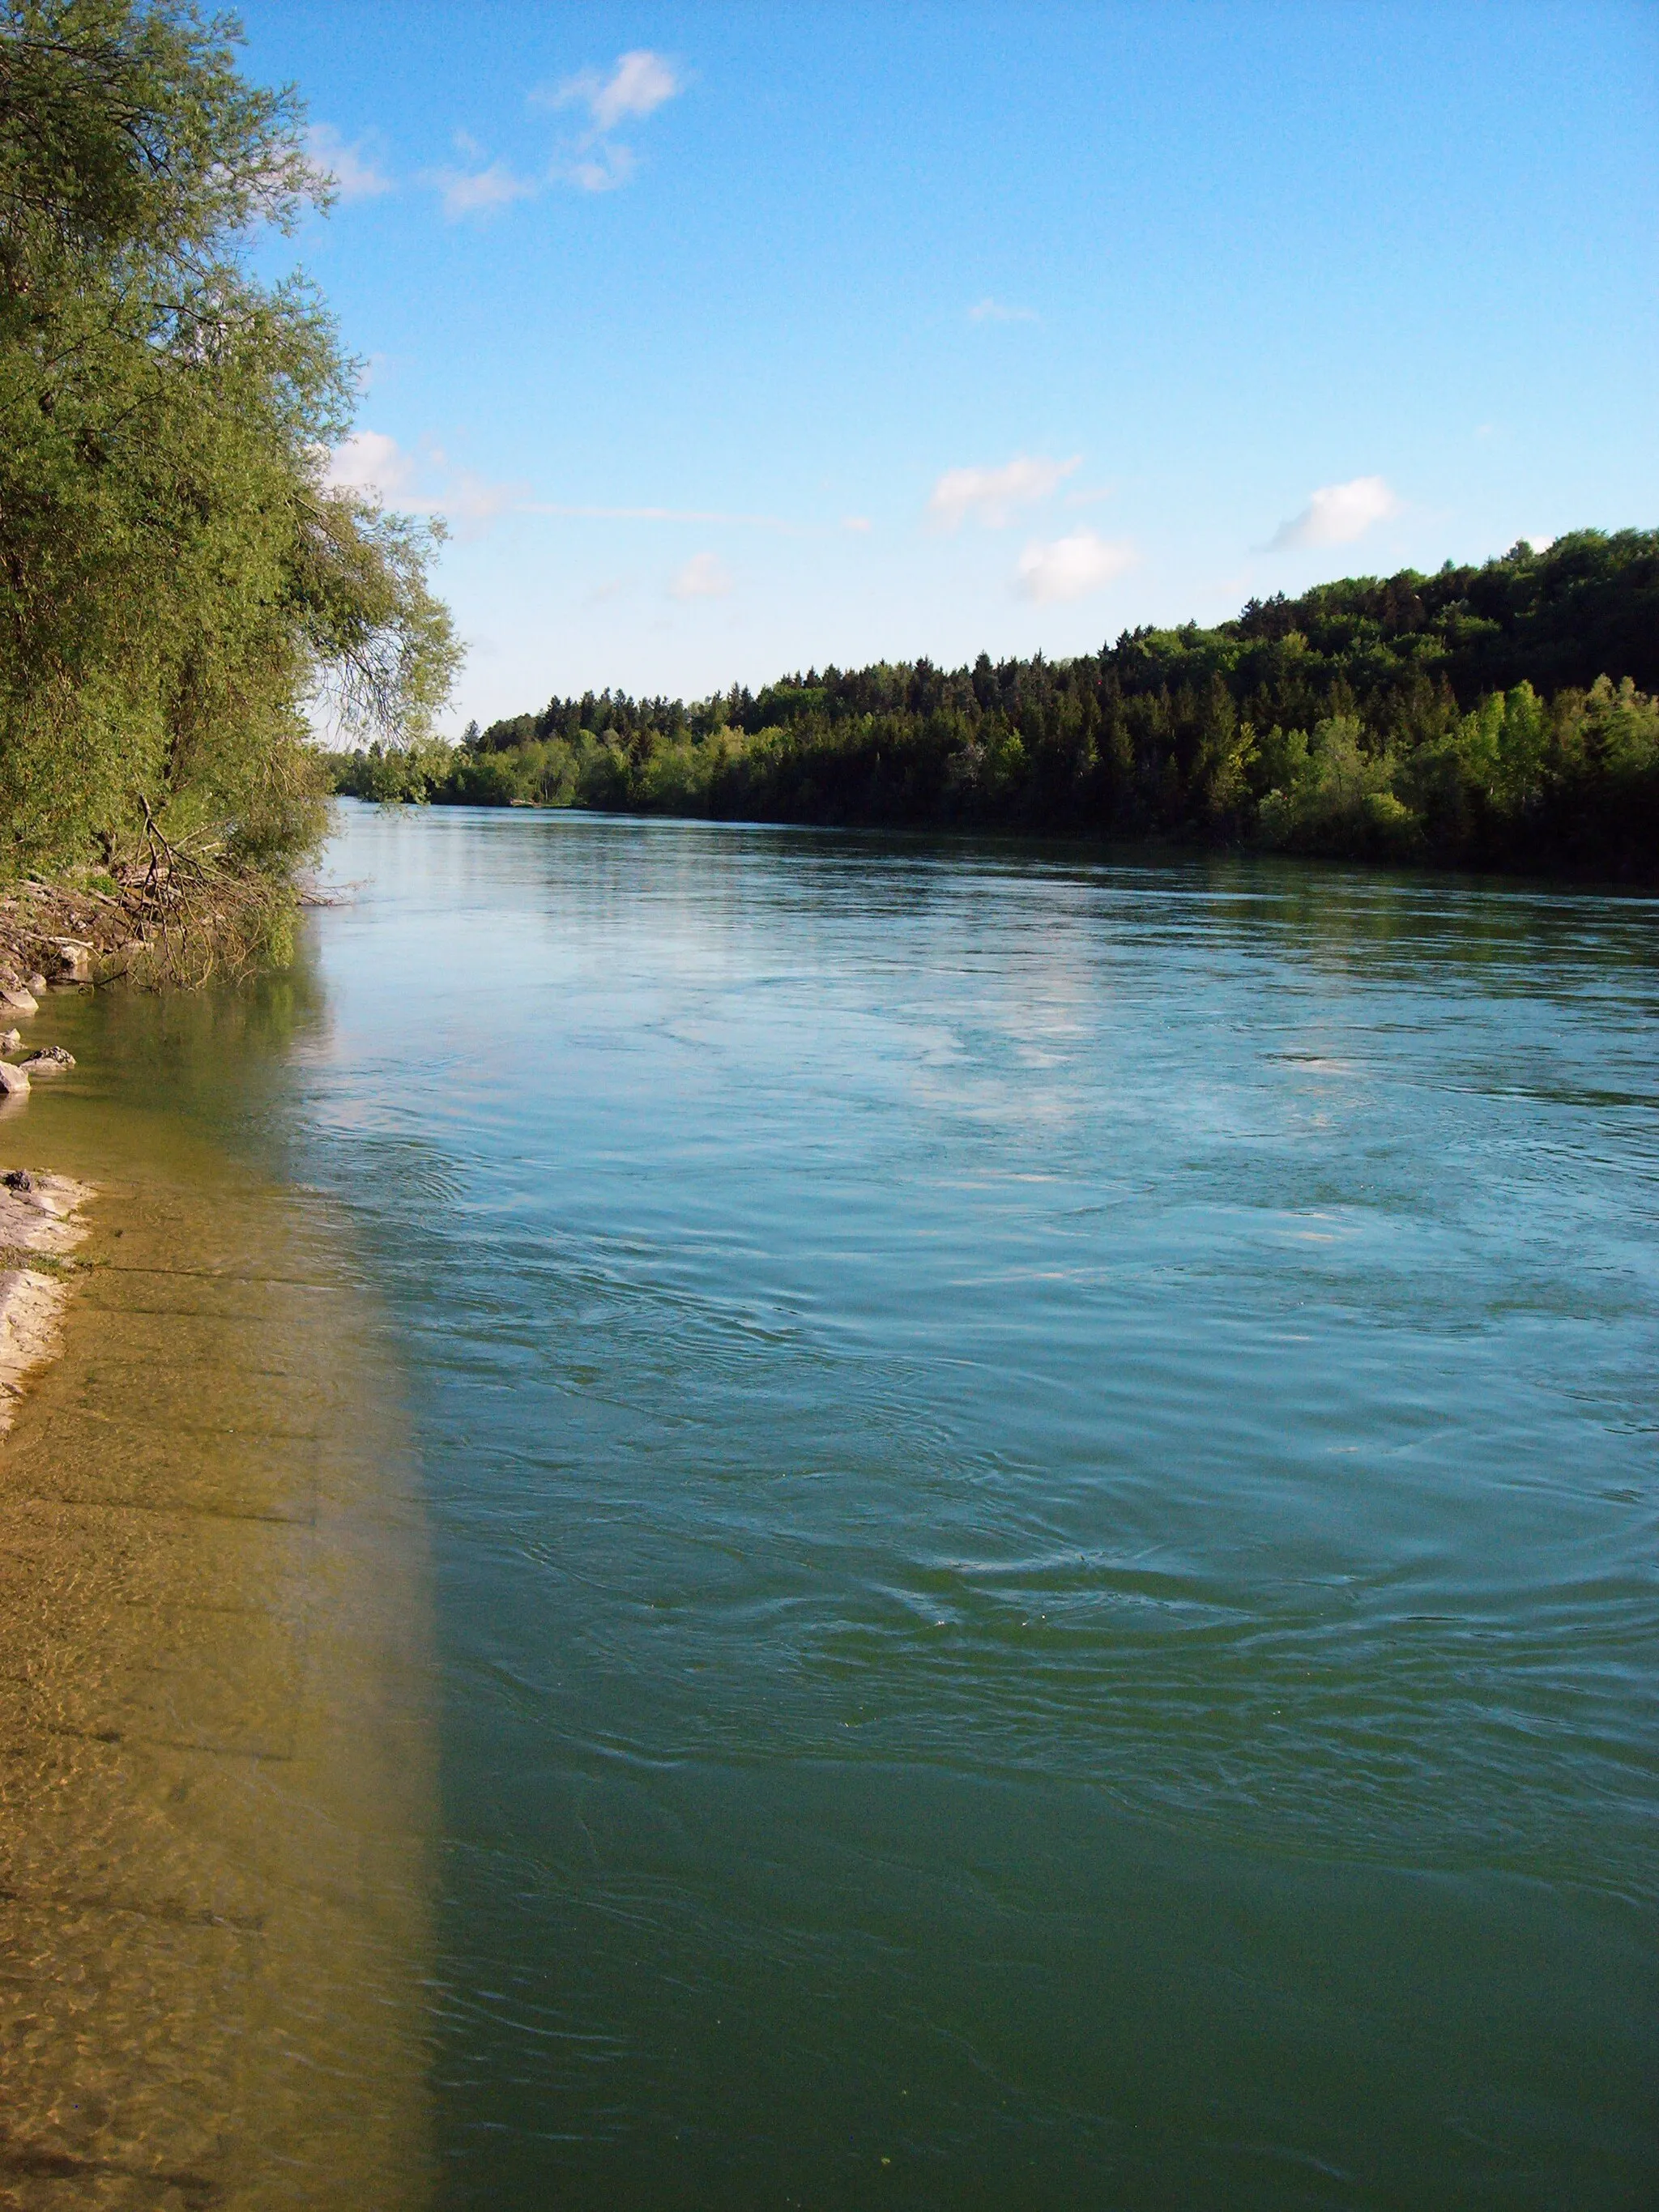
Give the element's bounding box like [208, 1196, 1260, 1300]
[0, 1171, 92, 1430]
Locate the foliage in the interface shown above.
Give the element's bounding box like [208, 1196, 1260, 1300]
[318, 732, 458, 805]
[334, 533, 1657, 881]
[0, 0, 458, 917]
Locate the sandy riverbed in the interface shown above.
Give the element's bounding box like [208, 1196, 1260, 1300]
[0, 1060, 437, 2207]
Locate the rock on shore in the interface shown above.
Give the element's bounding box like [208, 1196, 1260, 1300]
[0, 1170, 92, 1431]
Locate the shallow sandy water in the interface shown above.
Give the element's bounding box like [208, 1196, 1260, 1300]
[0, 1016, 436, 2209]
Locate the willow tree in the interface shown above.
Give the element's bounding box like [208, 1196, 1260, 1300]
[0, 0, 456, 901]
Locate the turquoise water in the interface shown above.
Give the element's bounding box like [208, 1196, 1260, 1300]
[298, 803, 1657, 2209]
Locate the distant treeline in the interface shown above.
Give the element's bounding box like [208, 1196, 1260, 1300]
[324, 531, 1659, 879]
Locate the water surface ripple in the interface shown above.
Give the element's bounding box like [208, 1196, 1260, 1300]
[303, 805, 1657, 2210]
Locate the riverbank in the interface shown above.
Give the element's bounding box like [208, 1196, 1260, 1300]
[0, 876, 142, 991]
[0, 860, 312, 995]
[0, 965, 96, 1428]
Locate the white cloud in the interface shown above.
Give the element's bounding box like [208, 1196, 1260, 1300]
[539, 51, 681, 194]
[842, 515, 872, 533]
[928, 453, 1080, 531]
[670, 552, 731, 599]
[324, 429, 416, 498]
[1269, 475, 1401, 551]
[967, 297, 1038, 324]
[429, 160, 536, 219]
[306, 123, 392, 202]
[553, 50, 682, 131]
[1015, 527, 1137, 604]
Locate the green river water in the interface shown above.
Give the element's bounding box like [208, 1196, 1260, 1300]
[2, 802, 1655, 2210]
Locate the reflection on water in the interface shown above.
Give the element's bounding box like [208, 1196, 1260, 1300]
[0, 990, 435, 2208]
[299, 808, 1657, 2212]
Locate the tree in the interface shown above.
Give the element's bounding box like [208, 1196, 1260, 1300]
[0, 0, 457, 921]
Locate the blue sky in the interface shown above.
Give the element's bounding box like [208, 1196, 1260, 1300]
[237, 1, 1659, 731]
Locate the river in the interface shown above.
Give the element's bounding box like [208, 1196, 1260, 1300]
[4, 801, 1657, 2209]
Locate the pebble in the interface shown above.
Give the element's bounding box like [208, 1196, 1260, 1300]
[0, 1062, 31, 1097]
[18, 1047, 74, 1076]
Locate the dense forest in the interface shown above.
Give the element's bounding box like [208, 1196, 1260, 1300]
[332, 530, 1659, 880]
[1, 0, 454, 974]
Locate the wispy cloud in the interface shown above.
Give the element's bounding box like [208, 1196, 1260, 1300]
[1016, 527, 1137, 603]
[967, 297, 1038, 324]
[428, 158, 536, 219]
[306, 123, 393, 203]
[518, 501, 795, 530]
[564, 143, 638, 194]
[1269, 475, 1401, 551]
[552, 50, 683, 130]
[326, 449, 804, 544]
[928, 453, 1080, 531]
[443, 471, 520, 535]
[539, 49, 682, 193]
[670, 551, 731, 599]
[842, 515, 872, 533]
[323, 431, 520, 540]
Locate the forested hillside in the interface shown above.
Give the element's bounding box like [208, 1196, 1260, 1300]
[1, 0, 454, 975]
[335, 530, 1658, 880]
